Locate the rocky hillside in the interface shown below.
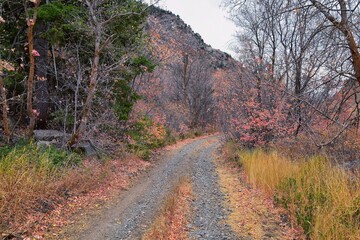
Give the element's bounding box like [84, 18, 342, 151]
[133, 6, 243, 134]
[147, 6, 238, 70]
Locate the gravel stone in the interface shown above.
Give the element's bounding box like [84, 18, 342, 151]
[189, 141, 239, 240]
[72, 137, 239, 239]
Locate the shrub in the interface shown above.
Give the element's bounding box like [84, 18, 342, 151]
[218, 77, 295, 148]
[126, 116, 167, 159]
[0, 141, 81, 167]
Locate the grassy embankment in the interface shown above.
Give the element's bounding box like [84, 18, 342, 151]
[223, 142, 360, 239]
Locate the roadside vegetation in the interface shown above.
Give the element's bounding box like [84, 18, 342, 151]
[217, 1, 360, 238]
[223, 141, 360, 239]
[0, 141, 150, 238]
[142, 177, 193, 240]
[0, 142, 78, 231]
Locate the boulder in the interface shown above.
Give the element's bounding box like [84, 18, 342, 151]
[33, 130, 69, 141]
[36, 139, 59, 148]
[72, 140, 98, 157]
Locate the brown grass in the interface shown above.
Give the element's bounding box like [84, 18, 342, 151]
[142, 177, 193, 240]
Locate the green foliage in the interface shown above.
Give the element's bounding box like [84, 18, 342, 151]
[50, 109, 75, 127]
[113, 79, 141, 121]
[0, 141, 81, 168]
[164, 128, 177, 146]
[194, 131, 202, 137]
[0, 1, 28, 96]
[37, 2, 80, 22]
[126, 116, 167, 159]
[179, 130, 203, 140]
[129, 56, 156, 75]
[113, 56, 155, 121]
[107, 0, 148, 51]
[37, 2, 86, 45]
[0, 140, 28, 160]
[2, 70, 26, 97]
[0, 0, 153, 138]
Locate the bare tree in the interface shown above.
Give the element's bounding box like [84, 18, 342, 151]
[170, 53, 215, 129]
[223, 0, 360, 145]
[25, 0, 40, 137]
[310, 0, 360, 86]
[0, 61, 11, 140]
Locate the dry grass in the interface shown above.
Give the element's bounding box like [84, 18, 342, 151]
[239, 150, 299, 194]
[277, 157, 360, 239]
[142, 177, 192, 240]
[216, 150, 301, 239]
[0, 146, 62, 232]
[231, 145, 360, 239]
[0, 143, 150, 238]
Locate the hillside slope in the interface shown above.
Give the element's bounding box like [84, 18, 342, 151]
[133, 6, 243, 134]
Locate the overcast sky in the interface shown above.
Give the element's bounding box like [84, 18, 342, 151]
[149, 0, 238, 57]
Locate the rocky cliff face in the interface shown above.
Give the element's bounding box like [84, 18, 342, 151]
[146, 6, 239, 71]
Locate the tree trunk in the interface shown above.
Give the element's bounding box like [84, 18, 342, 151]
[27, 16, 37, 138]
[0, 75, 11, 140]
[310, 0, 360, 86]
[342, 28, 360, 87]
[294, 60, 302, 136]
[183, 53, 190, 104]
[68, 24, 101, 147]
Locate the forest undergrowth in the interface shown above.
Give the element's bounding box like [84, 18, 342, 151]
[0, 124, 205, 239]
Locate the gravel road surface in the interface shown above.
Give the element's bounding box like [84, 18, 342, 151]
[73, 136, 238, 239]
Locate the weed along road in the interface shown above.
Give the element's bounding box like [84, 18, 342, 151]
[61, 136, 238, 239]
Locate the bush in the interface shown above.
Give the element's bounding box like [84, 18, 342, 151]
[0, 141, 81, 168]
[126, 116, 167, 159]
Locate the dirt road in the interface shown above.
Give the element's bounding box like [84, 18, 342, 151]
[61, 136, 238, 239]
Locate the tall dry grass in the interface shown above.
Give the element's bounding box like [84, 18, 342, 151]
[0, 143, 109, 233]
[226, 143, 360, 239]
[239, 150, 299, 194]
[0, 144, 62, 229]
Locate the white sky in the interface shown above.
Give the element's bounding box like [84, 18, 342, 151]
[149, 0, 238, 57]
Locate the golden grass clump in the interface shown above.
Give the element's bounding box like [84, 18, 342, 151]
[0, 143, 98, 233]
[233, 147, 360, 239]
[239, 150, 299, 194]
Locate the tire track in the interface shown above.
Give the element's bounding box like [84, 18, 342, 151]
[189, 141, 238, 240]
